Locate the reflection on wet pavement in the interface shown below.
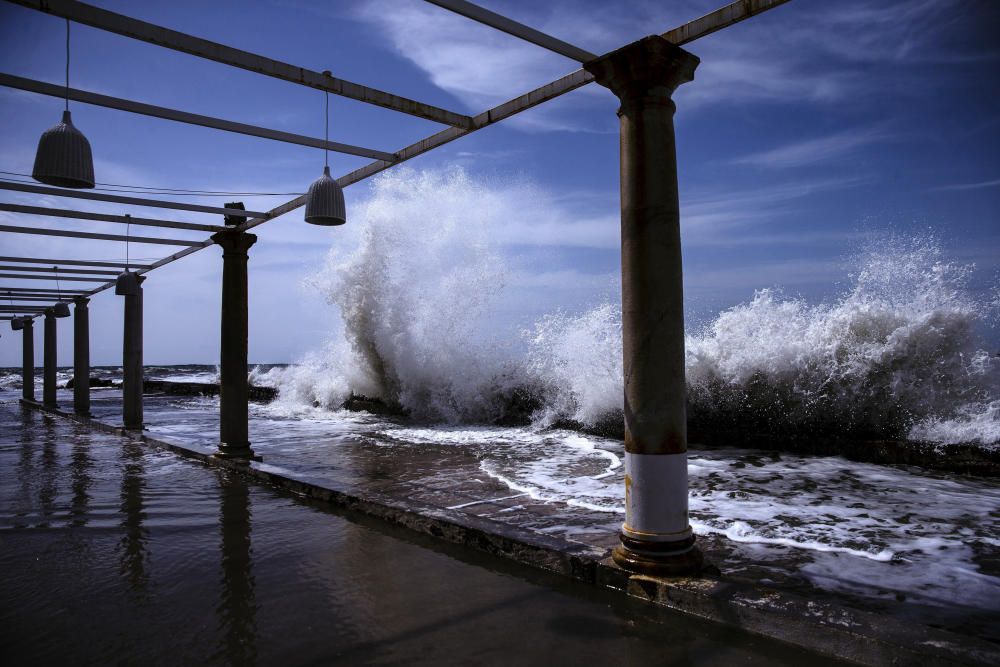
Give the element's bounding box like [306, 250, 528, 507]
[0, 399, 846, 666]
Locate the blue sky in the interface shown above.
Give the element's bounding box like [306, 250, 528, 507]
[1, 0, 998, 366]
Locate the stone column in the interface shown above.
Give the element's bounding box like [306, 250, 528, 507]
[73, 297, 91, 415]
[21, 318, 35, 402]
[211, 229, 259, 460]
[584, 36, 702, 575]
[122, 275, 145, 430]
[43, 309, 57, 408]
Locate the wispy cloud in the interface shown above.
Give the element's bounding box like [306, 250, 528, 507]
[682, 175, 869, 237]
[932, 178, 1000, 192]
[729, 127, 892, 169]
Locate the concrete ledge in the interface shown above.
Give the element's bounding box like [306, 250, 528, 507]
[19, 399, 1000, 667]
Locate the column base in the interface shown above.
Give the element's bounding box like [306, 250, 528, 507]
[612, 533, 704, 577]
[215, 443, 262, 462]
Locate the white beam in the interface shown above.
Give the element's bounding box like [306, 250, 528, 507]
[424, 0, 597, 62]
[0, 182, 267, 218]
[0, 224, 204, 246]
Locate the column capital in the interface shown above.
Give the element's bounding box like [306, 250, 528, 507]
[22, 316, 33, 328]
[73, 296, 90, 306]
[212, 229, 258, 255]
[584, 35, 699, 105]
[44, 308, 55, 319]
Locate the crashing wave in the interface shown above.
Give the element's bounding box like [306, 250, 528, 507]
[263, 168, 998, 449]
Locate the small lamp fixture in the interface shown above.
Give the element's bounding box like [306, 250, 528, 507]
[52, 266, 71, 317]
[116, 215, 140, 295]
[7, 294, 24, 330]
[304, 72, 346, 226]
[32, 19, 95, 189]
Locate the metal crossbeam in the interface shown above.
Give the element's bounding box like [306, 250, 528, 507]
[8, 0, 472, 128]
[0, 224, 204, 246]
[1, 286, 92, 294]
[0, 74, 398, 163]
[0, 182, 267, 218]
[662, 0, 792, 44]
[0, 273, 111, 282]
[0, 306, 49, 310]
[0, 256, 153, 269]
[0, 265, 118, 275]
[3, 295, 83, 301]
[0, 202, 225, 233]
[424, 0, 597, 62]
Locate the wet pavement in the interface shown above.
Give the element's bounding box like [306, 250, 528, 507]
[73, 388, 1000, 645]
[0, 397, 851, 666]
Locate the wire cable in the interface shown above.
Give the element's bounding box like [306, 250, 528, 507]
[65, 19, 70, 112]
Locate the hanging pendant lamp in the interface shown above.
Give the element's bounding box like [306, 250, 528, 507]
[32, 19, 95, 190]
[116, 215, 140, 295]
[8, 293, 24, 330]
[52, 267, 71, 317]
[304, 74, 346, 226]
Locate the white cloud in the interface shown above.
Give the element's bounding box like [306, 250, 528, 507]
[932, 178, 1000, 192]
[729, 127, 892, 169]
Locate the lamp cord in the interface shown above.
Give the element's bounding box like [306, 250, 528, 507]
[54, 266, 62, 299]
[325, 90, 329, 169]
[125, 215, 131, 270]
[65, 18, 70, 112]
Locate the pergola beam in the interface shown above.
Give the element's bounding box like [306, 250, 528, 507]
[0, 273, 112, 282]
[0, 264, 118, 275]
[423, 0, 598, 62]
[1, 287, 91, 294]
[661, 0, 792, 45]
[3, 296, 70, 301]
[0, 202, 226, 233]
[0, 181, 267, 218]
[7, 0, 472, 129]
[0, 256, 153, 269]
[0, 74, 398, 163]
[0, 223, 204, 245]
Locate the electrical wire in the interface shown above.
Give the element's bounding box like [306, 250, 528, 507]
[65, 19, 70, 112]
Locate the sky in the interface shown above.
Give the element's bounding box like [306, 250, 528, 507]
[0, 0, 998, 367]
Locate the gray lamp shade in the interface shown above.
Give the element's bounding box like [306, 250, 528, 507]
[115, 270, 140, 296]
[10, 317, 24, 331]
[53, 301, 71, 318]
[32, 110, 95, 189]
[304, 166, 346, 226]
